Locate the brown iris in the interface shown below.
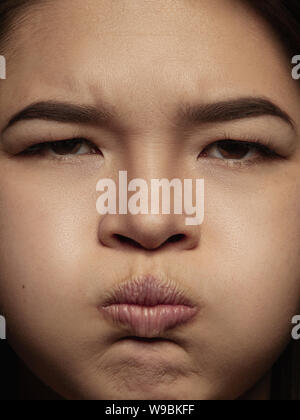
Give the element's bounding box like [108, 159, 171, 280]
[49, 139, 85, 155]
[215, 140, 251, 159]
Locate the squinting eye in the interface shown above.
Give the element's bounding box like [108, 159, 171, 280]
[199, 139, 276, 161]
[22, 138, 102, 157]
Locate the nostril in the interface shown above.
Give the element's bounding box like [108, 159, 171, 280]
[113, 233, 187, 250]
[167, 234, 186, 243]
[113, 234, 144, 249]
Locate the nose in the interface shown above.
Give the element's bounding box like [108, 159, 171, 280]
[98, 212, 200, 251]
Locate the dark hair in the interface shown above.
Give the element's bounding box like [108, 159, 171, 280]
[249, 0, 300, 56]
[246, 1, 300, 401]
[0, 0, 45, 52]
[0, 0, 300, 401]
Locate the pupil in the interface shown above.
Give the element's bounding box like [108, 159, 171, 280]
[217, 141, 249, 159]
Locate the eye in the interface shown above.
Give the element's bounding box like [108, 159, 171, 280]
[21, 138, 102, 157]
[199, 139, 277, 162]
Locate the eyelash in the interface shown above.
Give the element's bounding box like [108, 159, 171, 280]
[198, 138, 280, 167]
[18, 137, 280, 166]
[20, 138, 102, 159]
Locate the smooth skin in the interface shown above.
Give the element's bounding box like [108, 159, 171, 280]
[0, 0, 299, 400]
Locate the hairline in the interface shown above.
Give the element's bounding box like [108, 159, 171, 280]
[0, 0, 51, 57]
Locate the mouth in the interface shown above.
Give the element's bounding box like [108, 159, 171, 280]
[99, 274, 199, 338]
[118, 336, 174, 343]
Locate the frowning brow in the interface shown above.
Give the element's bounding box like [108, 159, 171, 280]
[3, 101, 117, 131]
[177, 97, 295, 129]
[2, 97, 295, 133]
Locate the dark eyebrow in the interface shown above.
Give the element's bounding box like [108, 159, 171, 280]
[3, 101, 117, 132]
[2, 97, 295, 134]
[176, 97, 295, 129]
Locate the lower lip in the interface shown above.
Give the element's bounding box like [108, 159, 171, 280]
[100, 304, 198, 337]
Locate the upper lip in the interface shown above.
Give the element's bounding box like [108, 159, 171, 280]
[101, 274, 196, 308]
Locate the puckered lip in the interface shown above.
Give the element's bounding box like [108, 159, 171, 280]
[99, 274, 199, 337]
[100, 273, 197, 308]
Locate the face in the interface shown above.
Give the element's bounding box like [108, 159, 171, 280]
[0, 0, 299, 400]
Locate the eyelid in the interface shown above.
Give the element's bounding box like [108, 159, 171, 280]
[25, 137, 92, 148]
[197, 137, 282, 167]
[1, 120, 94, 154]
[189, 118, 296, 158]
[201, 136, 280, 156]
[20, 137, 102, 158]
[219, 139, 277, 154]
[200, 137, 274, 152]
[216, 136, 274, 148]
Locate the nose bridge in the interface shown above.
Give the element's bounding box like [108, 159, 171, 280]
[124, 130, 178, 180]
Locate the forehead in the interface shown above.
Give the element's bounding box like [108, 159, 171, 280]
[1, 0, 298, 127]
